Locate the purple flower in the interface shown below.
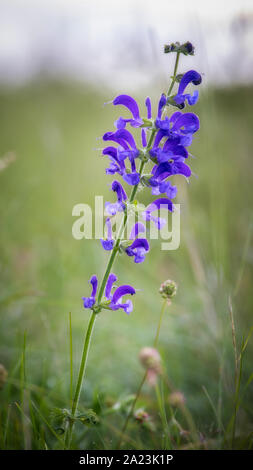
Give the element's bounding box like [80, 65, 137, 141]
[125, 222, 149, 263]
[105, 180, 127, 215]
[174, 70, 202, 107]
[82, 275, 98, 309]
[103, 130, 140, 185]
[100, 218, 114, 251]
[126, 238, 149, 264]
[142, 198, 173, 230]
[129, 222, 146, 240]
[103, 146, 126, 176]
[151, 160, 191, 180]
[155, 111, 199, 138]
[150, 139, 188, 163]
[151, 180, 178, 198]
[105, 273, 136, 314]
[82, 273, 136, 314]
[113, 95, 143, 129]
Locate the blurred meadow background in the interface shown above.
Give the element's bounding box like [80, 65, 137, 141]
[0, 0, 253, 450]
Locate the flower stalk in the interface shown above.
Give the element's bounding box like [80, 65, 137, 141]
[66, 42, 202, 448]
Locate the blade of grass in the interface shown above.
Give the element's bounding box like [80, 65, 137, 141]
[30, 400, 64, 447]
[69, 312, 73, 406]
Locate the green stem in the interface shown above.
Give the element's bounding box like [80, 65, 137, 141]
[155, 381, 170, 449]
[167, 51, 180, 97]
[65, 310, 96, 448]
[154, 299, 167, 348]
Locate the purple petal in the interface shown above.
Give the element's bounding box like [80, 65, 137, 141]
[172, 161, 191, 177]
[113, 94, 140, 120]
[152, 129, 167, 150]
[178, 70, 202, 96]
[141, 129, 147, 148]
[186, 90, 199, 105]
[114, 117, 132, 129]
[111, 285, 136, 305]
[114, 129, 137, 149]
[128, 238, 149, 252]
[105, 217, 112, 239]
[150, 215, 166, 230]
[123, 172, 140, 186]
[144, 198, 173, 216]
[145, 97, 152, 119]
[103, 131, 129, 150]
[105, 201, 124, 215]
[157, 94, 167, 119]
[111, 180, 128, 202]
[171, 112, 200, 134]
[110, 299, 133, 315]
[163, 140, 188, 159]
[129, 222, 146, 240]
[159, 181, 177, 199]
[82, 296, 96, 309]
[155, 116, 171, 131]
[89, 275, 98, 298]
[105, 273, 117, 300]
[103, 146, 118, 159]
[100, 239, 114, 251]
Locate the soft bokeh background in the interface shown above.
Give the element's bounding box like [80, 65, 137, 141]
[0, 0, 253, 449]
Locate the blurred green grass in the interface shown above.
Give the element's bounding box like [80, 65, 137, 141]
[0, 81, 253, 449]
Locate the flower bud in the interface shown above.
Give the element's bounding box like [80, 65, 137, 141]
[134, 408, 149, 423]
[168, 391, 185, 407]
[139, 347, 161, 372]
[0, 364, 8, 389]
[164, 41, 195, 56]
[159, 279, 177, 300]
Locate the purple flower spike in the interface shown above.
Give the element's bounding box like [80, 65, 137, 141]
[100, 218, 114, 251]
[113, 94, 143, 128]
[126, 238, 150, 264]
[174, 70, 202, 107]
[129, 222, 146, 240]
[110, 284, 136, 314]
[82, 275, 98, 309]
